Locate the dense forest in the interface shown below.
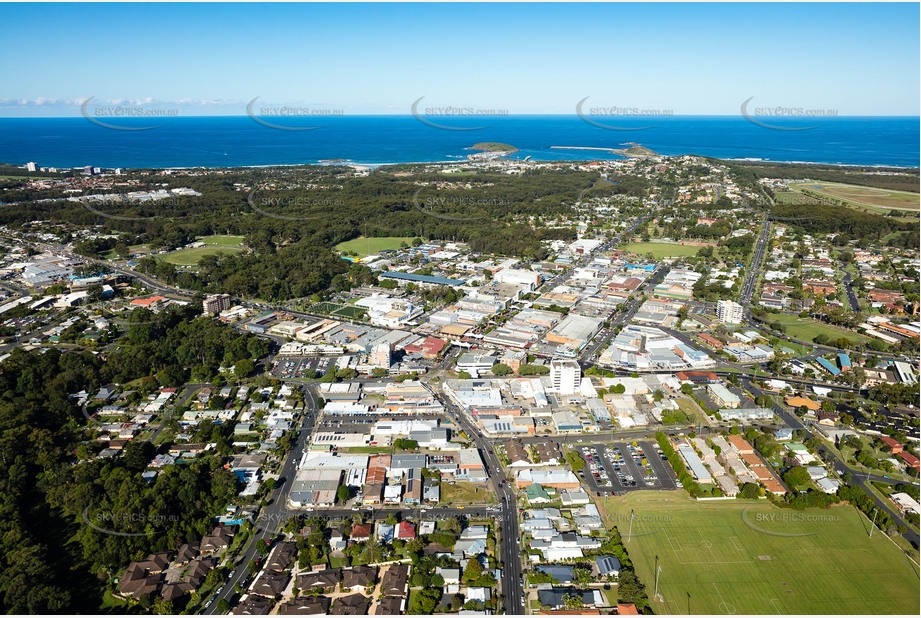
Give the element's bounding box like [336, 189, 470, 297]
[0, 166, 646, 301]
[770, 202, 917, 246]
[0, 305, 266, 613]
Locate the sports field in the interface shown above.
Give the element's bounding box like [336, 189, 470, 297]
[200, 235, 246, 247]
[597, 491, 919, 615]
[332, 305, 366, 319]
[621, 242, 701, 258]
[309, 302, 343, 314]
[161, 235, 245, 265]
[767, 312, 872, 346]
[336, 236, 415, 257]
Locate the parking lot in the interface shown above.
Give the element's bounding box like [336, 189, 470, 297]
[576, 440, 679, 495]
[272, 355, 350, 379]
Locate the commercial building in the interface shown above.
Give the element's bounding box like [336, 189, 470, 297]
[716, 299, 744, 324]
[550, 359, 582, 395]
[288, 469, 342, 507]
[369, 343, 392, 368]
[494, 268, 541, 290]
[456, 353, 497, 378]
[544, 314, 603, 352]
[378, 271, 466, 287]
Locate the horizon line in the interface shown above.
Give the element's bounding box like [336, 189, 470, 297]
[1, 113, 919, 119]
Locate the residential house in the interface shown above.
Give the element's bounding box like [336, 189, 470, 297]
[201, 525, 236, 554]
[266, 541, 297, 572]
[375, 596, 405, 615]
[380, 564, 409, 597]
[252, 570, 291, 598]
[350, 523, 372, 542]
[297, 569, 341, 593]
[595, 555, 621, 578]
[341, 566, 377, 593]
[331, 594, 371, 615]
[277, 597, 330, 615]
[232, 595, 273, 615]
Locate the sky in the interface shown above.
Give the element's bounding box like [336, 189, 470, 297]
[0, 2, 918, 116]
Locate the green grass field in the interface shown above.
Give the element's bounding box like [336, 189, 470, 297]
[773, 340, 812, 357]
[336, 236, 416, 257]
[200, 234, 246, 247]
[767, 313, 872, 346]
[675, 396, 711, 426]
[622, 242, 702, 258]
[339, 446, 392, 454]
[332, 305, 366, 319]
[441, 482, 497, 505]
[790, 181, 919, 213]
[598, 491, 919, 615]
[310, 302, 345, 314]
[161, 235, 245, 266]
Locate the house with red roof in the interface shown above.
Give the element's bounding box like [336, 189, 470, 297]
[130, 295, 167, 308]
[396, 521, 416, 540]
[879, 436, 903, 454]
[897, 451, 919, 471]
[403, 336, 448, 359]
[350, 524, 372, 542]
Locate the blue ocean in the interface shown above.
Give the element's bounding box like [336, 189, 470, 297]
[0, 115, 917, 169]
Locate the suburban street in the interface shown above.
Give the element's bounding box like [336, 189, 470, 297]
[742, 378, 920, 548]
[841, 271, 861, 312]
[436, 386, 525, 615]
[203, 386, 319, 614]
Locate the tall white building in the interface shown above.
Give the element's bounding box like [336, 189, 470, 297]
[716, 299, 744, 324]
[25, 162, 37, 172]
[550, 359, 581, 395]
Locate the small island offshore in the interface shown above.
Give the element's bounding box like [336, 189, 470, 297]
[468, 142, 519, 161]
[471, 142, 519, 153]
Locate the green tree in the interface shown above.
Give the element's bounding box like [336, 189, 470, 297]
[783, 466, 811, 487]
[463, 557, 483, 583]
[491, 363, 512, 376]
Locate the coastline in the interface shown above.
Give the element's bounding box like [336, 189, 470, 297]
[22, 155, 917, 173]
[2, 116, 917, 171]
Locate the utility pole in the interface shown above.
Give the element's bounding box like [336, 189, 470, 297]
[627, 509, 636, 543]
[654, 559, 663, 602]
[869, 508, 879, 538]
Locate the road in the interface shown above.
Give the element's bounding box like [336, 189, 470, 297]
[436, 386, 524, 615]
[739, 217, 771, 312]
[203, 386, 319, 614]
[841, 271, 861, 312]
[578, 264, 672, 364]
